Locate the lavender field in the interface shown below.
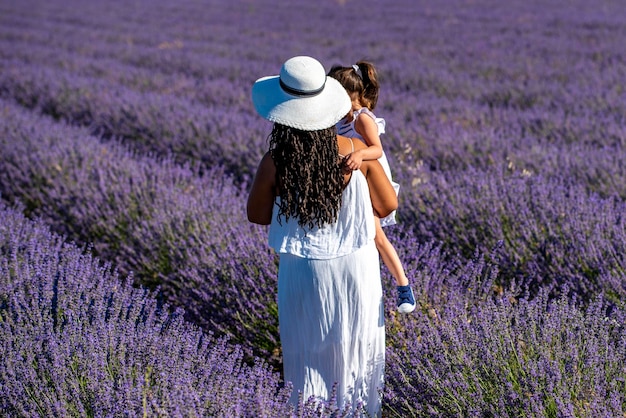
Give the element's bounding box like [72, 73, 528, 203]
[1, 0, 625, 416]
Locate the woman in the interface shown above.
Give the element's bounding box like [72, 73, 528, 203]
[247, 56, 397, 416]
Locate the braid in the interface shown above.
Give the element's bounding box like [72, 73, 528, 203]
[269, 124, 344, 229]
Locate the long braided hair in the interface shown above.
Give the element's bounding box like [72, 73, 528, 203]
[269, 123, 344, 229]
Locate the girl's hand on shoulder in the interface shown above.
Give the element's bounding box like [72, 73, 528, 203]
[343, 150, 364, 171]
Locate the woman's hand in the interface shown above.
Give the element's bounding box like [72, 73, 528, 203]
[362, 160, 398, 218]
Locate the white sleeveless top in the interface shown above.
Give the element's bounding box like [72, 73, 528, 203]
[336, 107, 386, 141]
[268, 166, 375, 260]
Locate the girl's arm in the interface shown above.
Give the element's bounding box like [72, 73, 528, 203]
[343, 112, 383, 170]
[247, 152, 277, 225]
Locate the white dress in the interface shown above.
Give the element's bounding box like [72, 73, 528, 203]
[336, 108, 400, 227]
[268, 168, 385, 417]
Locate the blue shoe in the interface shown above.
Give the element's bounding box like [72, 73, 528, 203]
[397, 285, 416, 313]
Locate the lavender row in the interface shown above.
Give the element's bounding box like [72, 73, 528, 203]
[3, 85, 625, 319]
[2, 4, 623, 118]
[391, 158, 626, 303]
[1, 0, 624, 322]
[3, 106, 524, 416]
[2, 0, 624, 104]
[2, 84, 625, 391]
[4, 190, 624, 417]
[385, 284, 626, 416]
[382, 235, 626, 415]
[0, 61, 265, 181]
[1, 0, 626, 413]
[0, 202, 294, 417]
[386, 102, 626, 200]
[0, 99, 282, 363]
[1, 0, 624, 190]
[2, 58, 626, 327]
[1, 106, 624, 415]
[2, 58, 624, 204]
[1, 9, 624, 189]
[0, 202, 381, 417]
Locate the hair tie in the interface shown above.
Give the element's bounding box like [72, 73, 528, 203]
[352, 64, 363, 80]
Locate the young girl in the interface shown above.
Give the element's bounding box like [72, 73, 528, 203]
[328, 61, 416, 314]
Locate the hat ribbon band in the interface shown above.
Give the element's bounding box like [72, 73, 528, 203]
[279, 78, 325, 97]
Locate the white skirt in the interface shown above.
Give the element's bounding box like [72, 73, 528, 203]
[277, 241, 385, 417]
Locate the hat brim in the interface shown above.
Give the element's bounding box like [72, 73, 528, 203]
[252, 75, 351, 131]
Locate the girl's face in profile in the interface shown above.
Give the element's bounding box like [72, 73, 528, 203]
[343, 92, 361, 120]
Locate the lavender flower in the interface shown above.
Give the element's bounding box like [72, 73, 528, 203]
[0, 202, 293, 416]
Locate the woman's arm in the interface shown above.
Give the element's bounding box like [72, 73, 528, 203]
[247, 152, 276, 225]
[361, 159, 398, 218]
[339, 135, 397, 218]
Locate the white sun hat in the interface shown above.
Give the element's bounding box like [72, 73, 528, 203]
[251, 56, 351, 131]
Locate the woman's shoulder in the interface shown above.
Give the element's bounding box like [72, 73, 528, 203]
[337, 135, 367, 154]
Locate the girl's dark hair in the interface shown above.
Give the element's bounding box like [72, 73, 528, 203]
[328, 60, 380, 110]
[269, 123, 343, 229]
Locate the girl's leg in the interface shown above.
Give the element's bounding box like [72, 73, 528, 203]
[374, 216, 415, 313]
[373, 216, 408, 286]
